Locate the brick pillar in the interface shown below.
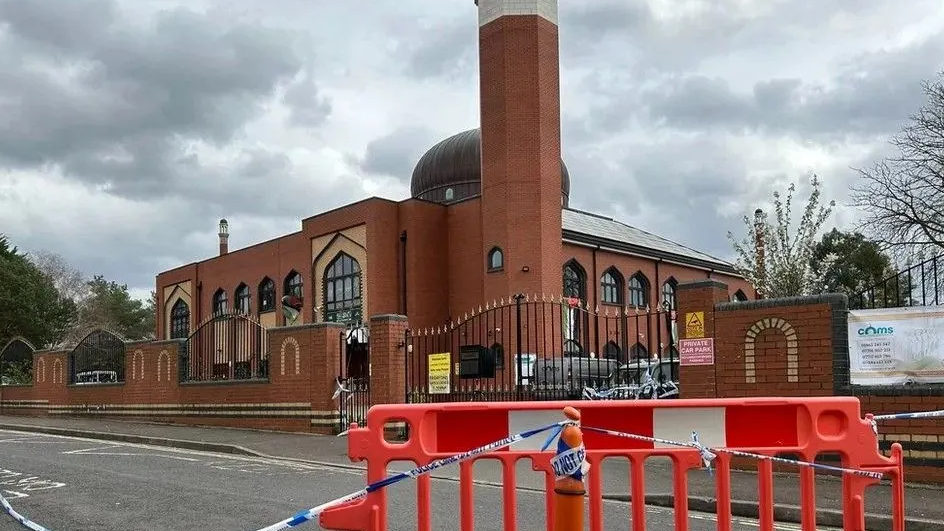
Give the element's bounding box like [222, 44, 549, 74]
[676, 280, 730, 399]
[267, 323, 344, 434]
[369, 314, 409, 405]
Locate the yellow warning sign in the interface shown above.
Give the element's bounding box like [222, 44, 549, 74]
[685, 312, 705, 339]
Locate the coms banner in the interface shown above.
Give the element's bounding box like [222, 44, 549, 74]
[848, 307, 944, 385]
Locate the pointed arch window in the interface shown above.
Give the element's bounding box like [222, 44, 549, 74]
[487, 247, 504, 272]
[628, 273, 649, 308]
[324, 252, 362, 324]
[284, 271, 303, 299]
[563, 261, 586, 300]
[258, 277, 276, 312]
[170, 299, 190, 339]
[603, 341, 621, 360]
[235, 283, 251, 314]
[732, 289, 748, 302]
[600, 268, 622, 305]
[661, 278, 678, 310]
[630, 342, 649, 361]
[212, 289, 228, 315]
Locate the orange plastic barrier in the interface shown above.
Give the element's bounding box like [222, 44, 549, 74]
[319, 397, 905, 531]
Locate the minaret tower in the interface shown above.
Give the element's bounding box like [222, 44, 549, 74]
[477, 0, 564, 302]
[218, 218, 229, 256]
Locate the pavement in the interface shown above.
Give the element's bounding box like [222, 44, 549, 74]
[0, 415, 940, 530]
[0, 428, 827, 531]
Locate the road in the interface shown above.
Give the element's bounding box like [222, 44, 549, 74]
[0, 429, 831, 531]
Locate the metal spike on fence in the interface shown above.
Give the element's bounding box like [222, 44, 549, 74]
[498, 297, 503, 306]
[485, 301, 490, 311]
[645, 304, 651, 313]
[464, 312, 469, 321]
[479, 305, 483, 314]
[594, 304, 600, 314]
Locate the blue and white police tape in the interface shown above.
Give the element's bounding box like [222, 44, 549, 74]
[578, 425, 884, 480]
[867, 408, 944, 435]
[873, 409, 944, 421]
[254, 420, 576, 531]
[0, 491, 53, 531]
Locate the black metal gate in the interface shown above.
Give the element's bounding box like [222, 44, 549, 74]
[0, 337, 35, 386]
[405, 294, 678, 403]
[180, 312, 269, 382]
[336, 326, 370, 433]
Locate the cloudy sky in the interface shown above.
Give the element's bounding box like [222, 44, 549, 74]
[1, 0, 943, 301]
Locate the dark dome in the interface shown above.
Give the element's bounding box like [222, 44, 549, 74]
[410, 128, 571, 205]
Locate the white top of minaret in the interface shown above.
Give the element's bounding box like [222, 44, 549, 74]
[476, 0, 558, 27]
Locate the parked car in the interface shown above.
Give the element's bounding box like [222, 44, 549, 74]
[73, 370, 118, 385]
[531, 354, 620, 399]
[583, 359, 680, 400]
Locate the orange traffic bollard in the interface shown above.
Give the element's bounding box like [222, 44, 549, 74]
[551, 406, 586, 531]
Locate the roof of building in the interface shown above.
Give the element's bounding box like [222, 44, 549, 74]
[561, 208, 738, 274]
[410, 128, 571, 203]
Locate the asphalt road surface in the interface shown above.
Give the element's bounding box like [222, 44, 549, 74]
[0, 429, 833, 531]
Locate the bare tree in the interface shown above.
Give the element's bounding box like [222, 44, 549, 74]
[28, 251, 89, 303]
[850, 73, 944, 259]
[727, 174, 836, 298]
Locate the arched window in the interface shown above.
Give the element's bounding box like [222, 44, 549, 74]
[630, 342, 649, 361]
[603, 341, 621, 360]
[284, 270, 303, 299]
[628, 273, 649, 308]
[212, 289, 228, 315]
[563, 260, 586, 300]
[661, 278, 678, 310]
[487, 247, 504, 272]
[170, 299, 190, 339]
[732, 289, 748, 302]
[600, 268, 622, 305]
[445, 188, 455, 201]
[324, 252, 362, 324]
[235, 283, 251, 314]
[258, 277, 276, 312]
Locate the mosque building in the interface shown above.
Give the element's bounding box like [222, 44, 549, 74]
[154, 0, 754, 354]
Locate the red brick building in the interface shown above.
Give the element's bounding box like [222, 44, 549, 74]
[154, 0, 754, 352]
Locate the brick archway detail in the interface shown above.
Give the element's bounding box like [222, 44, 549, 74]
[744, 317, 799, 384]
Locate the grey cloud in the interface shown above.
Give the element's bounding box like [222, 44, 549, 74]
[0, 0, 321, 196]
[402, 17, 477, 81]
[640, 37, 944, 141]
[283, 69, 332, 128]
[359, 126, 441, 182]
[566, 135, 775, 262]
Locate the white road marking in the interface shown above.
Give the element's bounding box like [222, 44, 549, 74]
[1, 490, 28, 499]
[0, 428, 837, 530]
[62, 445, 121, 454]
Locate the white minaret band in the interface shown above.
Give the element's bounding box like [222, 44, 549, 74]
[476, 0, 558, 26]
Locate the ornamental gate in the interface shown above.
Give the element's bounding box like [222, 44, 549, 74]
[405, 295, 678, 404]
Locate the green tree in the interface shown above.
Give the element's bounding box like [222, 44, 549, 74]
[0, 234, 74, 349]
[809, 229, 905, 308]
[77, 276, 155, 341]
[727, 174, 836, 298]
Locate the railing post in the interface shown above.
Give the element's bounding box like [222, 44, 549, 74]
[515, 294, 523, 398]
[552, 406, 586, 531]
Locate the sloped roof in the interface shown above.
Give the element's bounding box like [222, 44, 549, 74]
[562, 208, 739, 274]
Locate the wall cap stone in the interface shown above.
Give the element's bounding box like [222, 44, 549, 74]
[716, 293, 848, 312]
[678, 279, 729, 291]
[370, 314, 408, 322]
[126, 339, 184, 347]
[270, 322, 347, 333]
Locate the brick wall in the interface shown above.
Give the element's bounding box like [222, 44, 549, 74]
[0, 321, 364, 435]
[677, 279, 944, 484]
